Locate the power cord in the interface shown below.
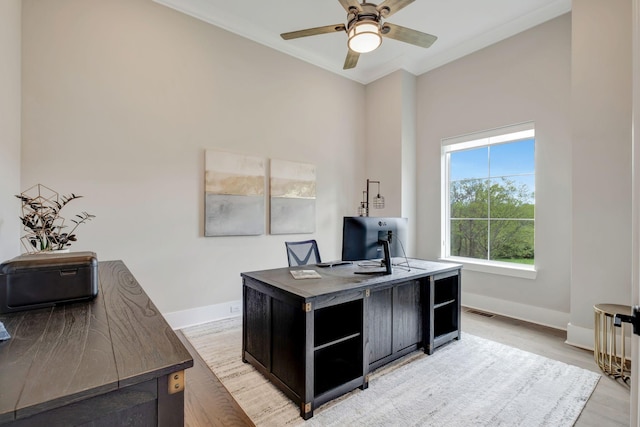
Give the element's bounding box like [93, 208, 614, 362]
[391, 237, 412, 272]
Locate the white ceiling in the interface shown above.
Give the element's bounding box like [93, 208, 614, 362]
[153, 0, 571, 84]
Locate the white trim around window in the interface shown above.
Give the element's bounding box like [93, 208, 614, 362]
[441, 256, 537, 279]
[440, 122, 536, 276]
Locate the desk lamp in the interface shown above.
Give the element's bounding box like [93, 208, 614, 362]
[357, 179, 385, 216]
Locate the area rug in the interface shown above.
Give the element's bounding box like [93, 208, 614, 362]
[182, 317, 600, 426]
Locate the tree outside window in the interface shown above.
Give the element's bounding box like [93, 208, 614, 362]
[443, 127, 535, 266]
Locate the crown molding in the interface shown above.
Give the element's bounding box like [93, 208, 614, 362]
[153, 0, 571, 85]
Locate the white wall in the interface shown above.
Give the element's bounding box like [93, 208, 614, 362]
[364, 70, 417, 255]
[21, 0, 365, 320]
[0, 0, 21, 262]
[401, 72, 417, 257]
[416, 14, 573, 328]
[569, 0, 632, 346]
[365, 71, 403, 219]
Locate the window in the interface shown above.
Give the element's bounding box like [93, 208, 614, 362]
[442, 123, 535, 267]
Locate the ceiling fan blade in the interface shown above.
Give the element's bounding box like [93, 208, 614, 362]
[338, 0, 363, 13]
[343, 50, 360, 69]
[376, 0, 415, 18]
[381, 23, 437, 48]
[281, 24, 346, 40]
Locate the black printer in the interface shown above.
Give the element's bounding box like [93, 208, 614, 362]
[0, 251, 98, 314]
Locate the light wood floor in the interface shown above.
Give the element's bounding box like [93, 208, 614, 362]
[178, 308, 630, 426]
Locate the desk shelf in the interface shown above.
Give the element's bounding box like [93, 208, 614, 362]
[315, 300, 362, 347]
[315, 337, 363, 396]
[314, 299, 363, 397]
[426, 271, 461, 354]
[434, 299, 456, 310]
[314, 333, 361, 351]
[434, 308, 458, 338]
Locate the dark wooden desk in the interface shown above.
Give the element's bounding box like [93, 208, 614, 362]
[0, 260, 193, 426]
[241, 258, 461, 419]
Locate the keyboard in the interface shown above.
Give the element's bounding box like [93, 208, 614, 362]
[316, 261, 353, 268]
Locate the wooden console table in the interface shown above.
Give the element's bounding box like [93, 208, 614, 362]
[241, 259, 461, 419]
[0, 260, 193, 426]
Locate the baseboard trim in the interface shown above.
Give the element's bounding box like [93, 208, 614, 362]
[566, 323, 595, 351]
[164, 300, 242, 330]
[462, 292, 569, 331]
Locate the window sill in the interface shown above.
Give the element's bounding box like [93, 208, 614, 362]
[439, 256, 537, 280]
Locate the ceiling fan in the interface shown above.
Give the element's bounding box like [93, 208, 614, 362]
[280, 0, 437, 70]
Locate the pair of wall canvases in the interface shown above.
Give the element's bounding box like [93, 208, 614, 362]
[204, 149, 316, 236]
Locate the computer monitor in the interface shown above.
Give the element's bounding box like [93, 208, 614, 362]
[341, 216, 408, 275]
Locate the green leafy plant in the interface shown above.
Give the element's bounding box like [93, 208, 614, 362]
[16, 184, 95, 253]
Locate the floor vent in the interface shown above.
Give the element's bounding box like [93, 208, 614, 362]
[465, 308, 495, 318]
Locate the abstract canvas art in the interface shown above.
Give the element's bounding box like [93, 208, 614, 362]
[270, 159, 316, 234]
[205, 150, 265, 236]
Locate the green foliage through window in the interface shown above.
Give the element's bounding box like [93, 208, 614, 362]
[444, 132, 535, 265]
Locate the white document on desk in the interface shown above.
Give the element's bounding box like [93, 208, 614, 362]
[290, 270, 322, 279]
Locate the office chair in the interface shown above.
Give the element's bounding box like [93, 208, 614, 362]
[285, 239, 321, 267]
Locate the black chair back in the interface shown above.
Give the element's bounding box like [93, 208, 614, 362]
[285, 240, 321, 266]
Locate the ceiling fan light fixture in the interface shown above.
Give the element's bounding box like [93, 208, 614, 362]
[347, 20, 382, 53]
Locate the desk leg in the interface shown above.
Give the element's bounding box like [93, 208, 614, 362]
[301, 402, 313, 420]
[423, 277, 435, 355]
[362, 288, 370, 390]
[242, 285, 247, 363]
[361, 375, 370, 390]
[302, 303, 314, 420]
[158, 372, 185, 427]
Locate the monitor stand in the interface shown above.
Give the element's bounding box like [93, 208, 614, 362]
[355, 239, 392, 275]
